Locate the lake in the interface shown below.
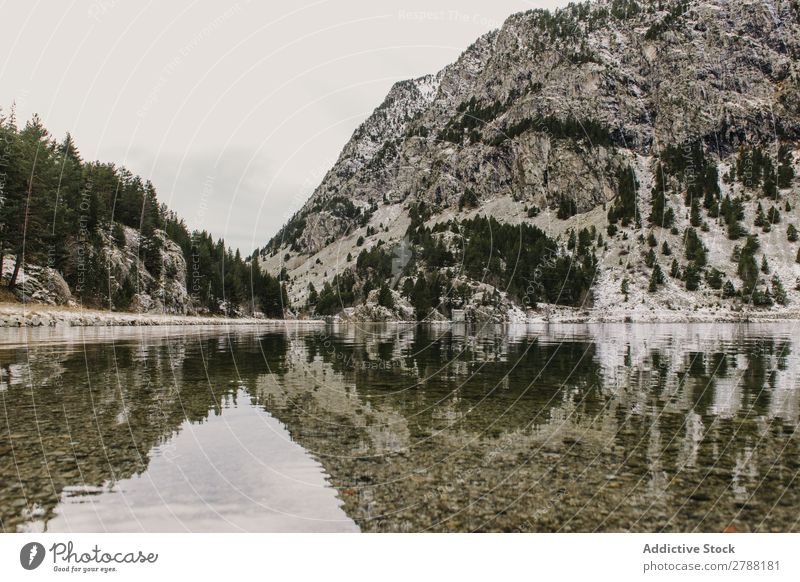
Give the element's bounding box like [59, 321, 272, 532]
[1, 322, 798, 532]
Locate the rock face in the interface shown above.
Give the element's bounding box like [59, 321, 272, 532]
[2, 262, 74, 305]
[261, 0, 800, 320]
[101, 227, 190, 313]
[3, 225, 193, 314]
[338, 288, 416, 322]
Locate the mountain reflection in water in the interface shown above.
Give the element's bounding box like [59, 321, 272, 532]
[1, 323, 798, 532]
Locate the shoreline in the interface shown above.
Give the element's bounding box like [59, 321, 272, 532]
[0, 304, 325, 328]
[2, 303, 800, 327]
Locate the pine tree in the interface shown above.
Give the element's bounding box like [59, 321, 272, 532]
[738, 236, 760, 292]
[670, 259, 681, 278]
[648, 263, 664, 292]
[772, 275, 788, 306]
[761, 255, 770, 274]
[702, 163, 721, 217]
[721, 195, 746, 240]
[706, 268, 723, 289]
[762, 156, 778, 199]
[788, 224, 798, 242]
[5, 114, 56, 288]
[684, 263, 701, 291]
[754, 203, 766, 227]
[684, 228, 707, 266]
[661, 241, 672, 256]
[777, 144, 794, 188]
[411, 275, 432, 320]
[648, 164, 674, 228]
[377, 283, 394, 308]
[609, 166, 638, 227]
[307, 282, 318, 309]
[722, 280, 736, 298]
[0, 113, 26, 280]
[690, 198, 702, 227]
[48, 132, 82, 271]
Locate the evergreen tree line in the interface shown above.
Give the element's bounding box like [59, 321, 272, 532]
[306, 206, 598, 319]
[0, 110, 286, 315]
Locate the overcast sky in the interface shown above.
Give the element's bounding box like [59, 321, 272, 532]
[1, 0, 567, 253]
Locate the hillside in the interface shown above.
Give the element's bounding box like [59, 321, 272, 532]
[260, 0, 800, 322]
[0, 113, 288, 318]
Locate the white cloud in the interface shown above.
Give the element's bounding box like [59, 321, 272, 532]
[1, 0, 568, 252]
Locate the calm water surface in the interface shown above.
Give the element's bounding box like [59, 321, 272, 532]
[1, 323, 798, 532]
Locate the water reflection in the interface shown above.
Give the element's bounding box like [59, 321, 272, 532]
[0, 326, 354, 532]
[1, 323, 798, 532]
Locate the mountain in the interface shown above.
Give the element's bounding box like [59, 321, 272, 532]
[260, 0, 800, 322]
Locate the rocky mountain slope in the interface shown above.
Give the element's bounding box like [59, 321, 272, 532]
[261, 0, 800, 321]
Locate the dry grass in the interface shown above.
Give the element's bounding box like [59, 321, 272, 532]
[0, 288, 20, 304]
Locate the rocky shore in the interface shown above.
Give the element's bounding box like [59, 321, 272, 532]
[0, 305, 324, 328]
[2, 303, 798, 328]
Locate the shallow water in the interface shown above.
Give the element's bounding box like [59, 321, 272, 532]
[1, 322, 798, 532]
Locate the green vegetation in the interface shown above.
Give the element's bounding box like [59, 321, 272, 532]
[720, 195, 747, 240]
[722, 280, 736, 298]
[315, 271, 357, 315]
[777, 144, 795, 188]
[607, 165, 639, 227]
[458, 188, 480, 210]
[557, 196, 578, 219]
[706, 268, 724, 290]
[456, 215, 596, 306]
[683, 228, 707, 267]
[773, 275, 788, 306]
[314, 209, 599, 319]
[670, 259, 681, 279]
[0, 112, 283, 315]
[265, 214, 306, 253]
[735, 145, 791, 199]
[684, 262, 701, 291]
[690, 199, 702, 227]
[648, 262, 665, 292]
[489, 114, 615, 147]
[737, 236, 761, 295]
[377, 283, 394, 308]
[438, 95, 515, 144]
